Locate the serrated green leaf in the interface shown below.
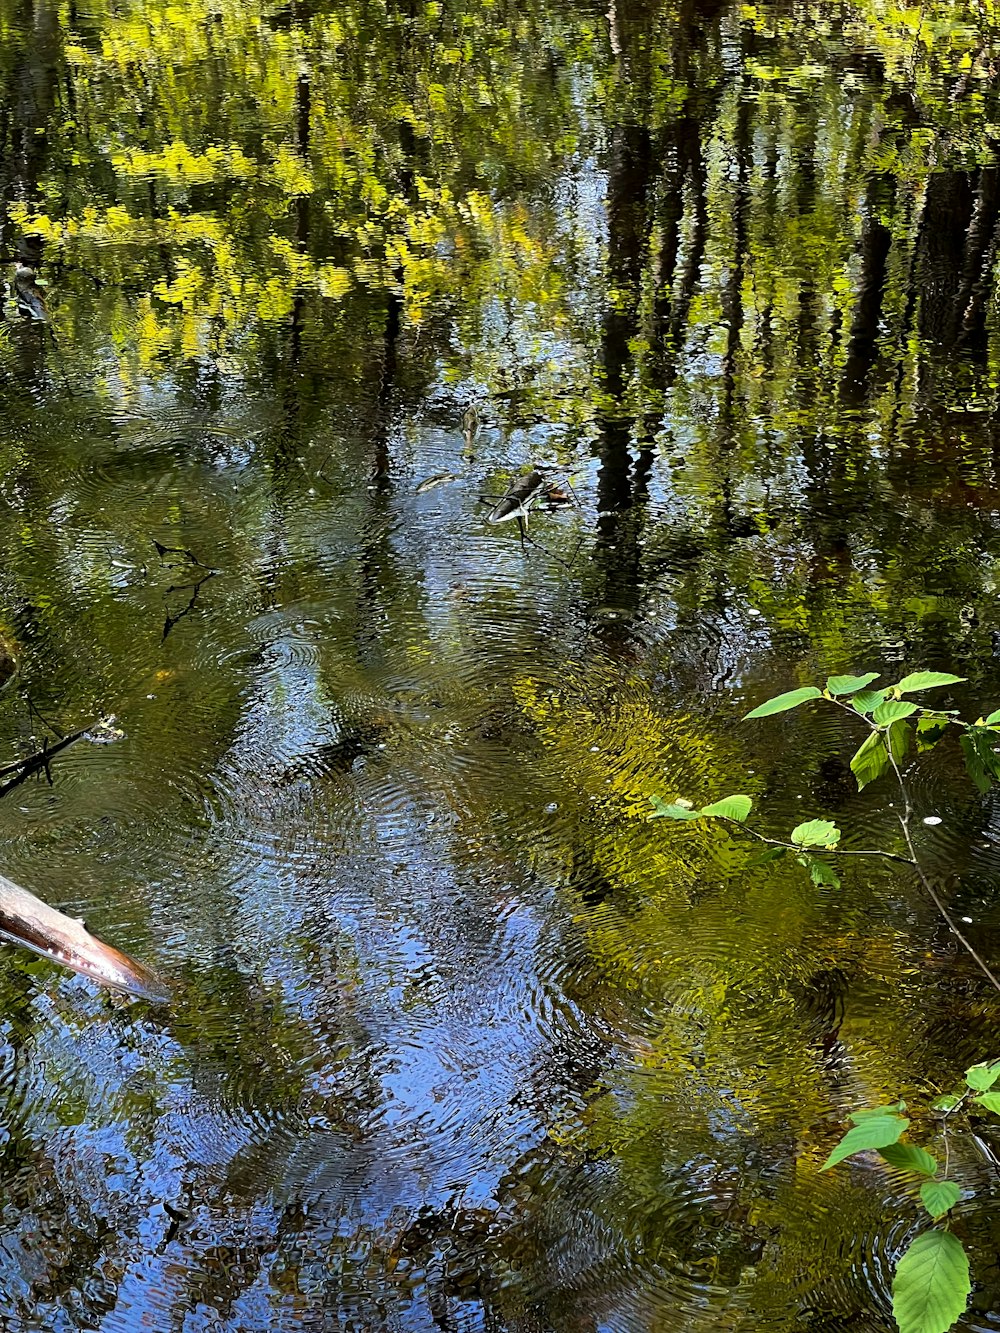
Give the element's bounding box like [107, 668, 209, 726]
[873, 699, 919, 725]
[893, 671, 966, 694]
[791, 819, 841, 848]
[851, 731, 889, 790]
[853, 687, 887, 714]
[700, 794, 752, 822]
[917, 714, 950, 752]
[821, 1114, 908, 1170]
[888, 718, 911, 765]
[850, 1102, 907, 1123]
[879, 1143, 937, 1175]
[930, 1094, 962, 1112]
[919, 1181, 962, 1220]
[744, 686, 822, 720]
[748, 847, 786, 867]
[976, 1091, 1000, 1113]
[965, 1060, 1000, 1091]
[893, 1230, 970, 1333]
[649, 796, 701, 821]
[807, 857, 840, 889]
[826, 672, 880, 696]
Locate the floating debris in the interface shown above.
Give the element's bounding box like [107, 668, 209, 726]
[416, 473, 459, 495]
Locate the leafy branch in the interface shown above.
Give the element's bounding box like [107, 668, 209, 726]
[649, 667, 1000, 1333]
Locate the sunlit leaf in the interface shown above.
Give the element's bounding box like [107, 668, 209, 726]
[743, 686, 822, 720]
[649, 796, 700, 821]
[853, 688, 887, 714]
[984, 708, 1000, 726]
[826, 672, 880, 696]
[851, 731, 889, 790]
[791, 819, 840, 848]
[975, 1092, 1000, 1114]
[893, 672, 966, 694]
[878, 1143, 937, 1175]
[964, 1060, 1000, 1091]
[873, 699, 919, 725]
[919, 1181, 961, 1220]
[700, 795, 753, 822]
[892, 1230, 970, 1333]
[821, 1114, 908, 1170]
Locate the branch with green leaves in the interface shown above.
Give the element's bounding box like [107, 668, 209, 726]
[815, 1059, 1000, 1333]
[650, 667, 1000, 994]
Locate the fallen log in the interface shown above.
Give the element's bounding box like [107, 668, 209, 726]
[0, 872, 170, 1002]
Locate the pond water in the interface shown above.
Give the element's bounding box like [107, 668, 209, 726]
[1, 0, 1000, 1327]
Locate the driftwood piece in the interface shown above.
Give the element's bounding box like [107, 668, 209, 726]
[0, 872, 170, 1002]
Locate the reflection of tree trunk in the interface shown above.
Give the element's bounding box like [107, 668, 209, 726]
[840, 173, 893, 404]
[955, 166, 1000, 356]
[916, 170, 975, 346]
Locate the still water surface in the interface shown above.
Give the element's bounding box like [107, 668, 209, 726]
[1, 0, 1000, 1326]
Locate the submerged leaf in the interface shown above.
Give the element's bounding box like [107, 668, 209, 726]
[748, 847, 786, 867]
[892, 1230, 970, 1333]
[930, 1094, 962, 1112]
[806, 857, 840, 889]
[700, 794, 753, 822]
[744, 686, 822, 720]
[917, 714, 951, 752]
[649, 796, 700, 821]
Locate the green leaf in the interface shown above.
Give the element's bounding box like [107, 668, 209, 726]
[893, 671, 966, 694]
[878, 1143, 938, 1175]
[959, 727, 1000, 794]
[748, 847, 786, 867]
[919, 1181, 962, 1220]
[850, 1102, 906, 1123]
[892, 1230, 970, 1333]
[853, 687, 887, 714]
[826, 672, 880, 696]
[917, 714, 950, 753]
[976, 1091, 1000, 1113]
[965, 1060, 1000, 1091]
[743, 686, 822, 720]
[700, 795, 753, 822]
[983, 708, 1000, 726]
[888, 719, 912, 765]
[851, 731, 889, 790]
[959, 733, 991, 793]
[821, 1114, 908, 1170]
[791, 818, 841, 848]
[649, 796, 700, 820]
[930, 1094, 962, 1112]
[807, 857, 840, 889]
[873, 699, 919, 726]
